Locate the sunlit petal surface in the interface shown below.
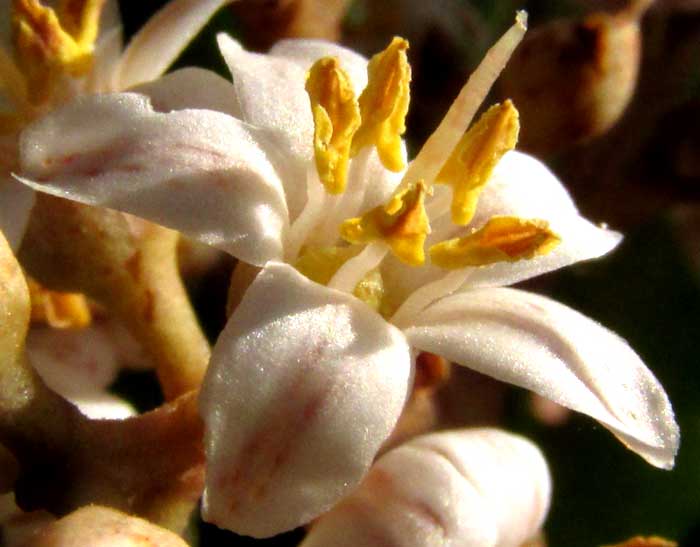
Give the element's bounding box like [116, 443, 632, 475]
[404, 288, 679, 468]
[200, 262, 411, 537]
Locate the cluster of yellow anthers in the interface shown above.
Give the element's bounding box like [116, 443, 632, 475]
[9, 0, 104, 103]
[303, 21, 560, 273]
[0, 0, 104, 139]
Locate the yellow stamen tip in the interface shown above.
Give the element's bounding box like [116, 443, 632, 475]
[12, 0, 104, 102]
[306, 56, 361, 194]
[28, 277, 92, 329]
[429, 216, 560, 269]
[351, 36, 411, 172]
[341, 181, 431, 266]
[58, 0, 104, 45]
[437, 100, 520, 226]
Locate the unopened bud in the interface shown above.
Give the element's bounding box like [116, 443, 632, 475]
[500, 5, 648, 154]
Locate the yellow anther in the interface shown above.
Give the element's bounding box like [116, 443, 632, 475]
[12, 0, 104, 102]
[306, 57, 361, 194]
[295, 246, 385, 312]
[437, 100, 519, 226]
[57, 0, 104, 46]
[429, 216, 560, 269]
[341, 181, 430, 266]
[351, 37, 411, 172]
[27, 277, 92, 329]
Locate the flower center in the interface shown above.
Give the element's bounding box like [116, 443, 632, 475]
[294, 246, 386, 313]
[340, 180, 430, 266]
[298, 15, 560, 310]
[11, 0, 104, 104]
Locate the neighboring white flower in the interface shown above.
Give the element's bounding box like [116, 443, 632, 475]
[26, 322, 145, 420]
[16, 12, 679, 537]
[300, 428, 551, 547]
[0, 0, 233, 249]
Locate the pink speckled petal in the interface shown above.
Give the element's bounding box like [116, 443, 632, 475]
[200, 262, 411, 537]
[131, 67, 241, 116]
[404, 288, 679, 469]
[17, 93, 288, 265]
[216, 34, 316, 219]
[301, 428, 551, 547]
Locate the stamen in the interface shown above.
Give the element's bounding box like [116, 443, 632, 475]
[316, 146, 374, 245]
[27, 277, 92, 328]
[390, 269, 473, 329]
[341, 181, 430, 266]
[57, 0, 104, 45]
[437, 100, 519, 226]
[399, 11, 527, 191]
[429, 215, 560, 269]
[295, 243, 387, 313]
[351, 37, 411, 172]
[285, 166, 330, 262]
[306, 56, 361, 194]
[12, 0, 104, 102]
[327, 242, 387, 294]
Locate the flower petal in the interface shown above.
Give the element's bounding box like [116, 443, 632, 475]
[270, 39, 369, 92]
[199, 262, 411, 537]
[433, 150, 622, 287]
[131, 67, 241, 116]
[26, 325, 121, 394]
[404, 288, 679, 469]
[116, 0, 232, 90]
[17, 93, 288, 265]
[301, 428, 551, 547]
[86, 24, 123, 93]
[0, 135, 34, 251]
[70, 392, 136, 420]
[0, 174, 34, 252]
[217, 33, 314, 219]
[99, 0, 123, 38]
[383, 150, 622, 306]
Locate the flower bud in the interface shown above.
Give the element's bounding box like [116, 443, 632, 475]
[500, 5, 649, 154]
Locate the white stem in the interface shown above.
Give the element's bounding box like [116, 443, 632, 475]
[328, 242, 388, 294]
[391, 269, 473, 329]
[399, 11, 527, 191]
[284, 166, 329, 262]
[318, 147, 373, 245]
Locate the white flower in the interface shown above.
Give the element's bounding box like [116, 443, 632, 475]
[26, 322, 145, 420]
[300, 428, 551, 547]
[16, 13, 679, 537]
[0, 0, 233, 249]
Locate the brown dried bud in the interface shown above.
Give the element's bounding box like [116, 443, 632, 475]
[20, 506, 189, 547]
[500, 5, 648, 154]
[230, 0, 352, 51]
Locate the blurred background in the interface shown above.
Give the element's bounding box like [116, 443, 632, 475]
[116, 1, 700, 545]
